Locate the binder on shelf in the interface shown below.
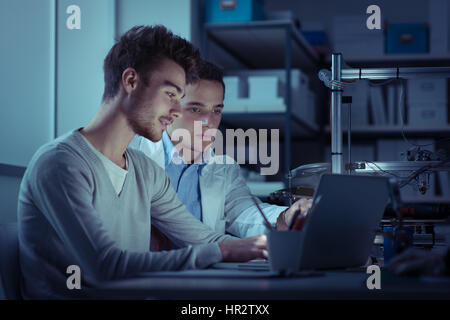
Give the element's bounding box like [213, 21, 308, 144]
[369, 86, 387, 125]
[387, 84, 396, 125]
[342, 80, 369, 126]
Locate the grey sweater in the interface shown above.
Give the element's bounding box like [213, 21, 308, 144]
[18, 130, 236, 299]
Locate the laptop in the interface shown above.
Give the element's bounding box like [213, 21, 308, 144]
[212, 174, 390, 271]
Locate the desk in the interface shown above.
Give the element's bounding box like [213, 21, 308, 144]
[93, 269, 450, 300]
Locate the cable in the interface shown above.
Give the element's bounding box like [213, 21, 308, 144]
[368, 78, 396, 86]
[399, 157, 450, 188]
[364, 161, 406, 180]
[364, 158, 450, 189]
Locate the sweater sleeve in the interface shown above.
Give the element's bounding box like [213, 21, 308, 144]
[27, 146, 223, 283]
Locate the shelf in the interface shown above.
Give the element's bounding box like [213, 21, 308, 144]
[324, 125, 450, 138]
[203, 20, 323, 181]
[221, 112, 319, 138]
[204, 20, 319, 71]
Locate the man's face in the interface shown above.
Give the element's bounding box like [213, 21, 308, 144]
[125, 58, 185, 142]
[167, 79, 224, 152]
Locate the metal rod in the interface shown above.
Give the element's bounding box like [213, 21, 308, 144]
[331, 53, 343, 174]
[341, 67, 450, 80]
[285, 26, 292, 185]
[347, 103, 351, 174]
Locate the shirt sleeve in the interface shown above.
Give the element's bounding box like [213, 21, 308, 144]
[223, 160, 288, 237]
[148, 159, 238, 247]
[28, 146, 223, 283]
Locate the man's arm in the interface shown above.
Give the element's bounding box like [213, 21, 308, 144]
[223, 161, 288, 237]
[27, 147, 223, 283]
[148, 173, 269, 262]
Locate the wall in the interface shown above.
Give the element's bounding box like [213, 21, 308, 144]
[0, 0, 193, 223]
[117, 0, 192, 40]
[0, 0, 55, 223]
[0, 0, 55, 167]
[56, 0, 115, 136]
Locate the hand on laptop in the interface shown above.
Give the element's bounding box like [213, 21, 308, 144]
[219, 235, 268, 262]
[387, 247, 446, 277]
[277, 198, 313, 231]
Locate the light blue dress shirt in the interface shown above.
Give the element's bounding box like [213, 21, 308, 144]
[162, 131, 205, 222]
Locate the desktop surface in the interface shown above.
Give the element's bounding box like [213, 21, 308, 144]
[93, 268, 450, 300]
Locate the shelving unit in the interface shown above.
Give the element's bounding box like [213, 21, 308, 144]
[327, 53, 450, 67]
[202, 20, 322, 183]
[323, 53, 450, 203]
[222, 112, 318, 138]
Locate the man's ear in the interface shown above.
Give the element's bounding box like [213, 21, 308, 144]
[122, 67, 139, 95]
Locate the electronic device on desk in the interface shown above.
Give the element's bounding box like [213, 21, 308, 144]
[350, 146, 450, 252]
[267, 157, 450, 255]
[268, 163, 329, 206]
[216, 174, 392, 272]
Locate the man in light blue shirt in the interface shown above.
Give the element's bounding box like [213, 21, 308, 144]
[162, 130, 204, 221]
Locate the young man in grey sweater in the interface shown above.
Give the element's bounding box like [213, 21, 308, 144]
[17, 25, 267, 299]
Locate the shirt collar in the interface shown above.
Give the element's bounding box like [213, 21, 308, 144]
[162, 130, 182, 166]
[162, 130, 213, 167]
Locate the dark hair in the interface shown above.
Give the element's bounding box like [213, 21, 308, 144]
[188, 59, 225, 96]
[102, 25, 200, 101]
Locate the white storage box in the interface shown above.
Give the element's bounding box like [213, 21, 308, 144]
[304, 90, 316, 124]
[245, 97, 285, 112]
[408, 102, 448, 126]
[407, 79, 447, 104]
[223, 76, 243, 102]
[248, 76, 279, 101]
[227, 69, 309, 97]
[223, 76, 247, 113]
[223, 69, 314, 124]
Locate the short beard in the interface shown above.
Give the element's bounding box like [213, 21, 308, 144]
[127, 107, 161, 142]
[126, 86, 162, 142]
